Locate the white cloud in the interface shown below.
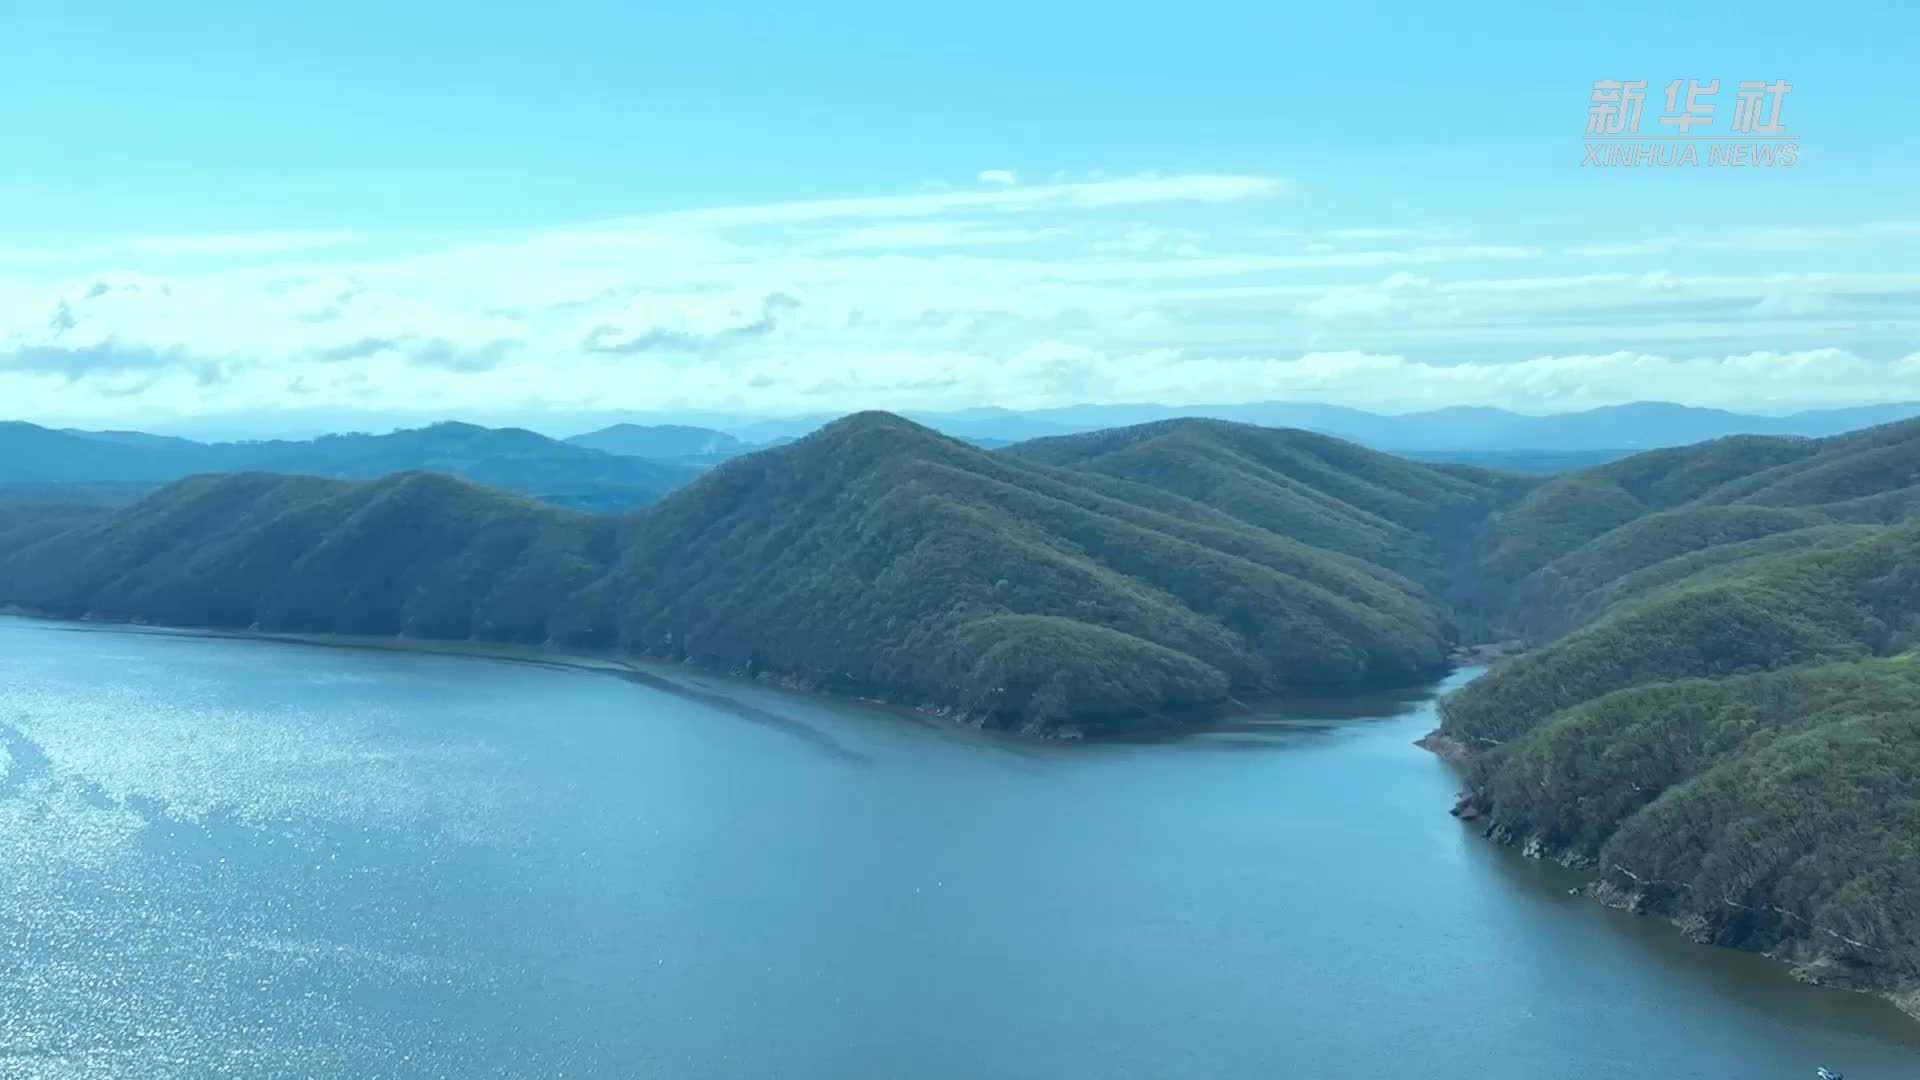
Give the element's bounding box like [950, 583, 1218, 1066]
[792, 220, 1066, 251]
[2, 173, 1917, 426]
[963, 348, 1920, 413]
[579, 291, 797, 354]
[1566, 222, 1920, 258]
[1299, 272, 1439, 321]
[644, 173, 1287, 228]
[976, 169, 1018, 186]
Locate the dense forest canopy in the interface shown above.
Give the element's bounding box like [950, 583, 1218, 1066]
[1440, 416, 1920, 1005]
[0, 413, 1518, 733]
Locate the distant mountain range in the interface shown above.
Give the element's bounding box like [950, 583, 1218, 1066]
[564, 423, 749, 459]
[7, 401, 1920, 509]
[571, 401, 1920, 458]
[0, 421, 698, 511]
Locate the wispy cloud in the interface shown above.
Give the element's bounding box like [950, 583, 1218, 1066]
[644, 173, 1288, 228]
[1565, 222, 1920, 258]
[2, 173, 1917, 425]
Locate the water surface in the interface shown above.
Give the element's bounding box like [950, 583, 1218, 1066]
[1, 616, 1914, 1078]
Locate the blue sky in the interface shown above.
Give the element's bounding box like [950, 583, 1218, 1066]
[2, 1, 1916, 433]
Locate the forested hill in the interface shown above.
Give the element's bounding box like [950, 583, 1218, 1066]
[598, 412, 1524, 729]
[0, 471, 621, 641]
[1004, 418, 1529, 592]
[1440, 417, 1920, 1011]
[0, 412, 1526, 734]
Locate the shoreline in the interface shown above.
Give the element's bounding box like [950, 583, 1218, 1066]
[1417, 729, 1920, 1026]
[0, 608, 1465, 743]
[1587, 873, 1920, 1026]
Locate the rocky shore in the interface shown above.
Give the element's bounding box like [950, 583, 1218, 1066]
[1437, 784, 1920, 1025]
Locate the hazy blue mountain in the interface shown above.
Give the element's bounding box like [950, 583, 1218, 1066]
[900, 409, 1086, 442]
[0, 421, 698, 511]
[0, 423, 206, 484]
[1783, 403, 1920, 437]
[724, 414, 841, 445]
[60, 428, 209, 452]
[13, 402, 1920, 497]
[719, 411, 1081, 446]
[566, 423, 746, 458]
[1026, 402, 1414, 440]
[0, 482, 163, 508]
[1392, 448, 1634, 474]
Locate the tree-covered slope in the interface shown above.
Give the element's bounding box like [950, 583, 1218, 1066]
[1004, 418, 1528, 597]
[1456, 658, 1920, 997]
[0, 503, 111, 554]
[1008, 418, 1524, 534]
[603, 413, 1475, 731]
[0, 472, 619, 642]
[1445, 522, 1920, 746]
[0, 412, 1523, 734]
[1438, 418, 1920, 1004]
[1475, 418, 1920, 632]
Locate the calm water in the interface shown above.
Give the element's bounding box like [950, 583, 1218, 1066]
[0, 617, 1915, 1079]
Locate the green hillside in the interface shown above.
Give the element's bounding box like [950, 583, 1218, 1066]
[1445, 522, 1920, 745]
[600, 413, 1499, 731]
[0, 412, 1516, 734]
[0, 471, 618, 642]
[1004, 418, 1525, 608]
[1439, 418, 1920, 1002]
[1458, 657, 1920, 996]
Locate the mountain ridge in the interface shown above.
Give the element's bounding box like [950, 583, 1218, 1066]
[51, 399, 1920, 457]
[0, 411, 1522, 734]
[0, 420, 699, 511]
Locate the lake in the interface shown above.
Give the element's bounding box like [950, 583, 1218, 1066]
[1, 615, 1915, 1079]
